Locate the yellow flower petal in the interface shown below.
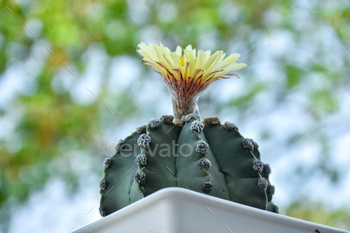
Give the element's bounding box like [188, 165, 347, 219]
[184, 49, 196, 77]
[196, 50, 207, 68]
[176, 46, 182, 57]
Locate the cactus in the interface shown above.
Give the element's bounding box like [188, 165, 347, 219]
[99, 43, 278, 216]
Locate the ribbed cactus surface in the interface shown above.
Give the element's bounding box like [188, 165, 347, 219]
[99, 115, 278, 216]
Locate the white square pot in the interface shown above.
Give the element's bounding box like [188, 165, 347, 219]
[74, 187, 349, 233]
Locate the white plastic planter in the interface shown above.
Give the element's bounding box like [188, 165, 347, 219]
[74, 187, 349, 233]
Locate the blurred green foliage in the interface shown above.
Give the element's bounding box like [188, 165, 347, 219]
[286, 199, 350, 230]
[1, 0, 350, 231]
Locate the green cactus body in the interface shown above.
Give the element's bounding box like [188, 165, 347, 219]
[99, 43, 278, 216]
[99, 116, 278, 216]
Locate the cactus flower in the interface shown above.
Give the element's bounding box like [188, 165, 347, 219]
[137, 43, 247, 124]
